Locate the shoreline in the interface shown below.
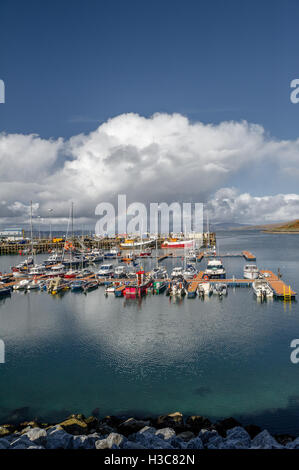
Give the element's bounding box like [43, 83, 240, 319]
[0, 411, 298, 449]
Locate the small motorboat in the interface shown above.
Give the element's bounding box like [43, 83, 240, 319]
[97, 264, 115, 277]
[183, 264, 198, 280]
[204, 259, 226, 279]
[197, 282, 212, 297]
[212, 283, 228, 296]
[13, 279, 30, 290]
[83, 281, 99, 293]
[171, 267, 184, 280]
[114, 265, 128, 278]
[252, 280, 273, 299]
[70, 280, 84, 292]
[244, 264, 259, 280]
[0, 285, 12, 296]
[105, 285, 115, 294]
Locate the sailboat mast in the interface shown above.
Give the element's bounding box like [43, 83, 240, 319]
[30, 201, 34, 261]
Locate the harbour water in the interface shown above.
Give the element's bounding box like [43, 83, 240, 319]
[0, 230, 299, 434]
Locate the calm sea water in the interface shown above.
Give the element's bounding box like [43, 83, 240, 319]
[0, 230, 299, 434]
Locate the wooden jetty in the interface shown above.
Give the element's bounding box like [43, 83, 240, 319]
[259, 270, 296, 300]
[242, 251, 256, 261]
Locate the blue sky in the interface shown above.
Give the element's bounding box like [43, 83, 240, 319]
[1, 0, 299, 139]
[1, 0, 299, 227]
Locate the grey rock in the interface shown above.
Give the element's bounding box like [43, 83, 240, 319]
[251, 430, 283, 449]
[286, 437, 299, 449]
[224, 426, 251, 449]
[24, 427, 47, 446]
[122, 440, 147, 449]
[11, 444, 30, 449]
[95, 438, 109, 449]
[206, 435, 225, 449]
[169, 436, 188, 449]
[177, 431, 195, 442]
[72, 434, 99, 449]
[118, 418, 150, 436]
[107, 432, 126, 449]
[155, 427, 176, 440]
[186, 437, 204, 449]
[0, 438, 10, 449]
[138, 426, 156, 435]
[45, 428, 73, 449]
[134, 432, 174, 449]
[198, 429, 219, 445]
[10, 436, 32, 448]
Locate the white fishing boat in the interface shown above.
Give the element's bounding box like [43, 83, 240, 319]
[183, 264, 197, 280]
[243, 264, 259, 280]
[197, 282, 212, 297]
[13, 279, 30, 290]
[104, 249, 120, 259]
[97, 264, 115, 277]
[114, 265, 127, 278]
[150, 266, 168, 280]
[105, 285, 115, 293]
[204, 259, 226, 279]
[171, 267, 184, 279]
[47, 264, 66, 277]
[252, 279, 273, 298]
[212, 283, 228, 296]
[30, 265, 46, 276]
[27, 279, 43, 290]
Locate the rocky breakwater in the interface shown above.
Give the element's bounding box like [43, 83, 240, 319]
[0, 412, 298, 449]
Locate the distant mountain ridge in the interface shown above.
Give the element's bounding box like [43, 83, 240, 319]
[233, 219, 299, 232]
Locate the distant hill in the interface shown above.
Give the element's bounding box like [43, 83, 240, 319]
[235, 219, 299, 232]
[263, 219, 299, 232]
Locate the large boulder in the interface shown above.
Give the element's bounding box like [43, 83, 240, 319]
[186, 437, 204, 449]
[0, 425, 13, 437]
[224, 426, 251, 449]
[133, 431, 174, 449]
[169, 436, 188, 449]
[101, 416, 122, 428]
[95, 438, 109, 449]
[45, 426, 73, 449]
[186, 416, 211, 432]
[214, 417, 242, 437]
[0, 438, 10, 449]
[118, 418, 151, 436]
[85, 416, 99, 432]
[106, 432, 127, 449]
[10, 435, 32, 449]
[58, 417, 88, 435]
[286, 437, 299, 449]
[156, 412, 184, 432]
[23, 427, 47, 446]
[155, 428, 176, 440]
[251, 430, 283, 449]
[72, 433, 99, 449]
[274, 434, 294, 446]
[176, 431, 195, 442]
[198, 428, 219, 445]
